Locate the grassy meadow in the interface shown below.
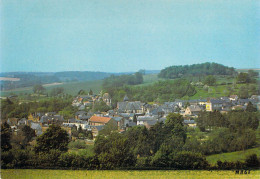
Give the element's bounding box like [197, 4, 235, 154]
[206, 147, 260, 165]
[1, 170, 259, 179]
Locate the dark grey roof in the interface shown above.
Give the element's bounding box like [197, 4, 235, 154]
[128, 122, 137, 127]
[137, 116, 156, 121]
[92, 125, 105, 131]
[183, 120, 195, 124]
[31, 122, 42, 130]
[210, 99, 223, 104]
[118, 101, 142, 111]
[112, 117, 123, 122]
[75, 111, 87, 116]
[40, 115, 64, 123]
[119, 113, 135, 118]
[123, 95, 129, 101]
[68, 118, 76, 123]
[187, 105, 201, 112]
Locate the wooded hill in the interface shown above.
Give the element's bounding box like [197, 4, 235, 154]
[158, 62, 237, 79]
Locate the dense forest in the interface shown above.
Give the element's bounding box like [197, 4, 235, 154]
[158, 62, 236, 79]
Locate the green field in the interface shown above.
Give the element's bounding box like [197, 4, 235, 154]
[1, 170, 259, 179]
[206, 147, 260, 165]
[0, 80, 103, 97]
[0, 74, 160, 97]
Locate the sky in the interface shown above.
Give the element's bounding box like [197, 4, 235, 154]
[1, 0, 259, 73]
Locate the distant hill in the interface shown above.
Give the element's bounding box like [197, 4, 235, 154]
[0, 71, 112, 91]
[54, 71, 112, 82]
[158, 62, 236, 79]
[1, 70, 160, 91]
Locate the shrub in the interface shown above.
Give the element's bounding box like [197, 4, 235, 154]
[68, 140, 87, 149]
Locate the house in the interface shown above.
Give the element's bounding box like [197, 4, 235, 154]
[75, 111, 88, 120]
[117, 95, 143, 113]
[119, 113, 136, 127]
[183, 120, 196, 128]
[18, 118, 28, 126]
[103, 93, 112, 106]
[117, 101, 143, 113]
[175, 99, 185, 108]
[7, 118, 19, 126]
[91, 125, 105, 139]
[229, 95, 238, 101]
[185, 105, 202, 116]
[150, 107, 164, 118]
[30, 122, 43, 136]
[137, 116, 156, 126]
[112, 117, 124, 130]
[89, 116, 112, 126]
[40, 114, 64, 125]
[206, 99, 223, 111]
[142, 103, 154, 114]
[28, 113, 41, 122]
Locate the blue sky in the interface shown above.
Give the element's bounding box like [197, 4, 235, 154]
[1, 0, 259, 72]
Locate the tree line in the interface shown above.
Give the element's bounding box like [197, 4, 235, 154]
[158, 62, 236, 79]
[105, 79, 196, 106]
[102, 72, 144, 90]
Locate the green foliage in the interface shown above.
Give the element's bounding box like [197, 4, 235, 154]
[204, 75, 216, 86]
[34, 125, 69, 153]
[158, 62, 236, 79]
[59, 105, 78, 119]
[103, 72, 143, 90]
[165, 113, 187, 142]
[246, 102, 257, 112]
[171, 151, 209, 169]
[196, 111, 228, 131]
[1, 97, 74, 119]
[92, 101, 111, 112]
[108, 79, 196, 105]
[245, 154, 260, 169]
[236, 72, 255, 84]
[50, 87, 64, 96]
[68, 140, 87, 149]
[78, 89, 87, 95]
[238, 85, 249, 98]
[98, 120, 118, 136]
[94, 133, 135, 169]
[33, 84, 46, 94]
[1, 122, 12, 152]
[21, 125, 36, 144]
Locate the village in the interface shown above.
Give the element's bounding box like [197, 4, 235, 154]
[5, 92, 259, 141]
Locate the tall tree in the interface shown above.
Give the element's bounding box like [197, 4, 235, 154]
[33, 84, 46, 94]
[1, 122, 12, 151]
[34, 125, 69, 153]
[246, 102, 257, 112]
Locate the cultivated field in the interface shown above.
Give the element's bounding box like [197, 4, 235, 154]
[1, 170, 259, 179]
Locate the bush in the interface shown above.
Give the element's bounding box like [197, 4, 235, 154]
[1, 151, 14, 168]
[245, 154, 260, 169]
[171, 151, 209, 169]
[68, 140, 87, 149]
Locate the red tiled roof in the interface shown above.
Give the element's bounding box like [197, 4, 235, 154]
[89, 116, 111, 123]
